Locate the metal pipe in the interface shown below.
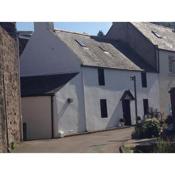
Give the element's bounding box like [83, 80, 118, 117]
[51, 95, 54, 139]
[131, 75, 138, 124]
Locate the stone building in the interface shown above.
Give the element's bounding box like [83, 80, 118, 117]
[0, 23, 21, 152]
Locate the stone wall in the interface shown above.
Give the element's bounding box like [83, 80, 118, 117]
[0, 26, 21, 152]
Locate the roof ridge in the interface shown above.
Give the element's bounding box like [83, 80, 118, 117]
[149, 22, 174, 30]
[133, 22, 174, 31]
[54, 29, 91, 36]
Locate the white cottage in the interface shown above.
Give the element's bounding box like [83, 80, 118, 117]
[106, 22, 175, 117]
[20, 23, 160, 140]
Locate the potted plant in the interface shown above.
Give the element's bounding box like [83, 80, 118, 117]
[119, 118, 125, 127]
[137, 116, 142, 124]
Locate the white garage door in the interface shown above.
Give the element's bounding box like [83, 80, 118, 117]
[22, 96, 52, 140]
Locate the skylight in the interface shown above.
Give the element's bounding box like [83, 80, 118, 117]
[75, 39, 87, 47]
[99, 46, 106, 52]
[99, 46, 111, 56]
[152, 31, 162, 39]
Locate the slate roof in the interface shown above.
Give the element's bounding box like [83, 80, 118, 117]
[21, 73, 78, 97]
[54, 30, 142, 71]
[111, 41, 156, 72]
[131, 22, 175, 51]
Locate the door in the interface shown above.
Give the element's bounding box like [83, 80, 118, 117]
[122, 100, 131, 125]
[22, 96, 52, 140]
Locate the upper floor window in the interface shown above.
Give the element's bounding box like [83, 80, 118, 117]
[141, 72, 147, 88]
[98, 68, 105, 86]
[169, 56, 175, 73]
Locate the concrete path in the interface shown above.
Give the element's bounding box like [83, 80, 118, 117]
[13, 127, 134, 153]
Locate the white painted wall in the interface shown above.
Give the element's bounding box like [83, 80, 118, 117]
[53, 72, 86, 136]
[158, 50, 175, 116]
[21, 96, 52, 140]
[82, 67, 160, 132]
[20, 28, 81, 77]
[21, 67, 160, 139]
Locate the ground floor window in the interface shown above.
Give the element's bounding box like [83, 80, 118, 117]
[100, 99, 108, 118]
[143, 99, 149, 115]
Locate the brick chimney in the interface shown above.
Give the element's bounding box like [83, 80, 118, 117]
[0, 22, 16, 39]
[34, 22, 54, 32]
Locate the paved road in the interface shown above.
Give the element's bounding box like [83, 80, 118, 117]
[13, 127, 134, 153]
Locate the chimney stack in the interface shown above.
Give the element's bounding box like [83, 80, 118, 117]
[0, 22, 16, 39]
[34, 22, 54, 32]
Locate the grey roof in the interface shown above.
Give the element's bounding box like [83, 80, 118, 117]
[21, 73, 78, 97]
[54, 30, 142, 71]
[111, 41, 156, 72]
[131, 22, 175, 51]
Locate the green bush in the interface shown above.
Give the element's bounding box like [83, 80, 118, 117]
[153, 139, 175, 153]
[132, 118, 161, 139]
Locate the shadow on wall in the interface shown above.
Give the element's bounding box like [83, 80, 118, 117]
[106, 101, 123, 129]
[57, 101, 70, 122]
[73, 77, 86, 133]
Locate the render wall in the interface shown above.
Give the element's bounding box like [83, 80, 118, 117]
[0, 27, 21, 152]
[53, 66, 160, 135]
[20, 29, 81, 77]
[53, 72, 86, 136]
[158, 50, 175, 116]
[106, 23, 157, 70]
[82, 67, 160, 132]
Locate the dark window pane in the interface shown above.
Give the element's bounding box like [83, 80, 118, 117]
[75, 39, 86, 47]
[98, 68, 105, 85]
[141, 72, 147, 87]
[100, 99, 108, 118]
[143, 99, 149, 115]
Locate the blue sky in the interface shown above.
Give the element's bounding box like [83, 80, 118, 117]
[16, 22, 112, 35]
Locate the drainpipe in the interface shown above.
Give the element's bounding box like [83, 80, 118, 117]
[51, 95, 54, 139]
[80, 68, 87, 132]
[131, 75, 138, 124]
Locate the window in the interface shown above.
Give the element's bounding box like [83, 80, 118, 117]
[98, 68, 105, 85]
[99, 46, 106, 52]
[99, 46, 111, 56]
[169, 56, 175, 73]
[152, 31, 162, 39]
[143, 99, 149, 115]
[75, 39, 87, 47]
[100, 99, 108, 118]
[141, 72, 147, 88]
